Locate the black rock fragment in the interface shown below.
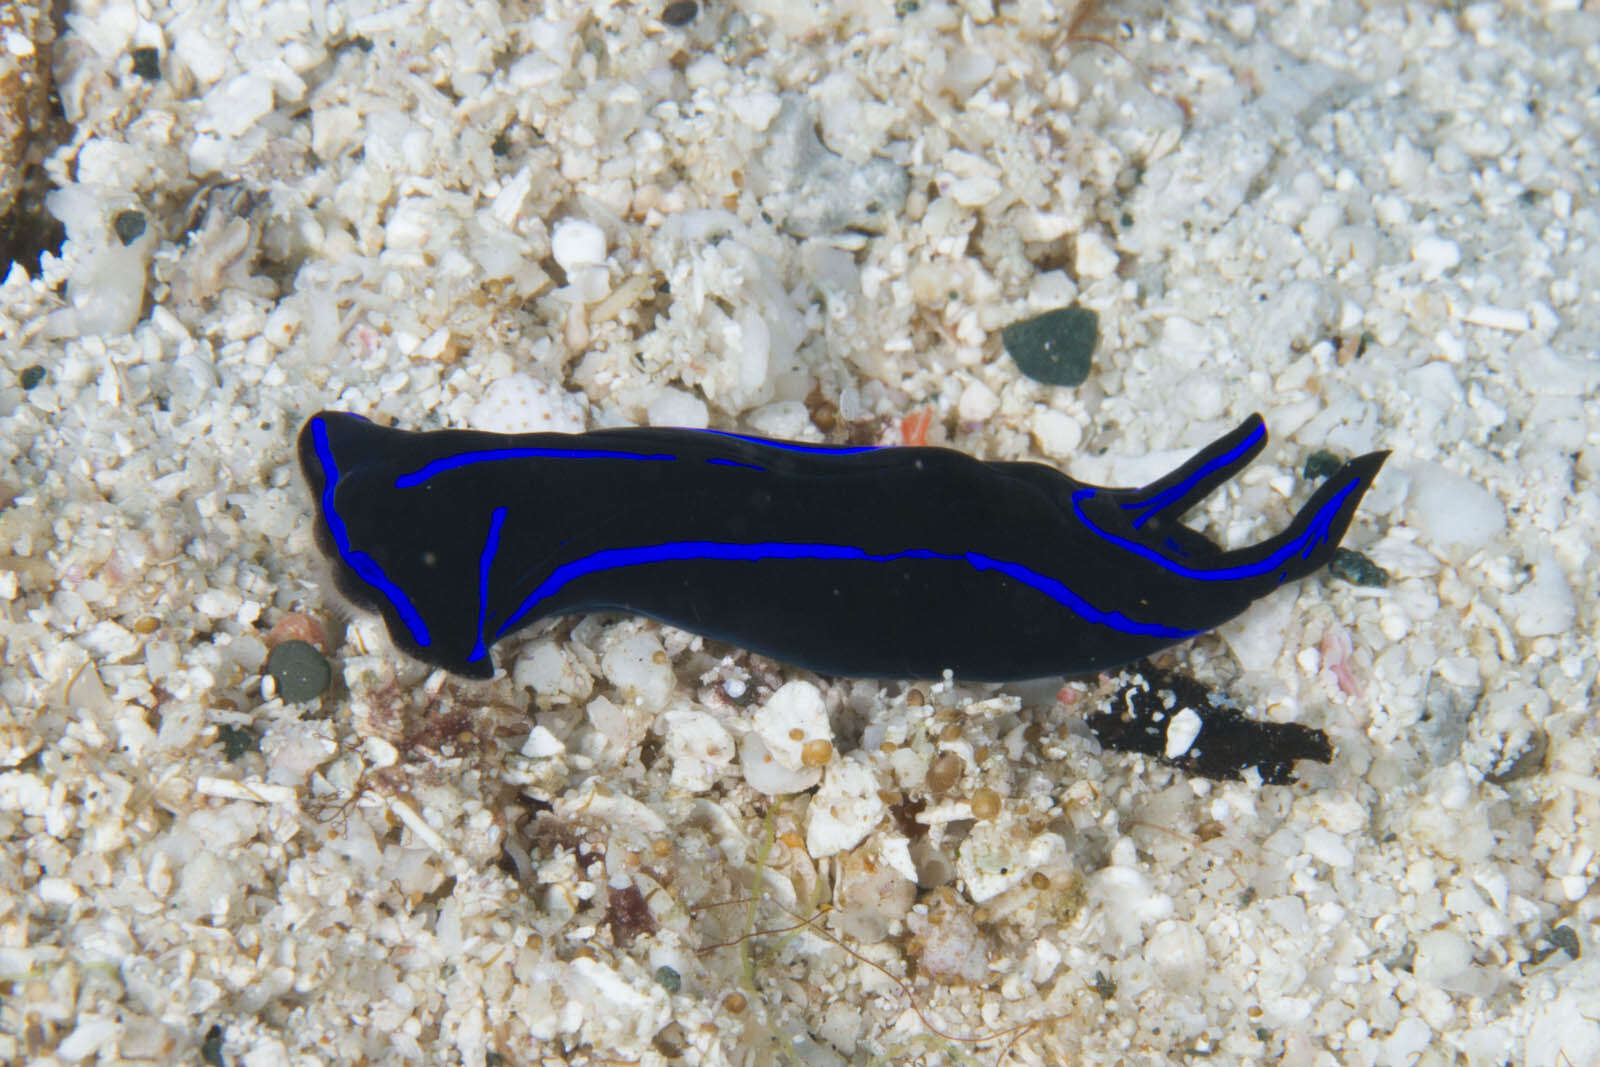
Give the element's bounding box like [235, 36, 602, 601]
[1002, 304, 1098, 386]
[1086, 664, 1332, 785]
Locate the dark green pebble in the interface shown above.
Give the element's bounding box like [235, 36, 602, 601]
[654, 965, 681, 993]
[1001, 305, 1098, 387]
[1546, 925, 1580, 959]
[216, 724, 258, 761]
[200, 1024, 226, 1067]
[1303, 450, 1343, 480]
[1486, 729, 1547, 786]
[661, 0, 698, 26]
[112, 210, 147, 246]
[19, 365, 45, 390]
[266, 640, 332, 703]
[130, 47, 161, 80]
[1328, 548, 1389, 588]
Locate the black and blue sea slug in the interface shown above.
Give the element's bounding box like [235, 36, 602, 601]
[298, 411, 1386, 681]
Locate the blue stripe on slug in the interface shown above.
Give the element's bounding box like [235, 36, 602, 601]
[1121, 419, 1267, 528]
[395, 446, 676, 488]
[1074, 478, 1362, 583]
[697, 429, 880, 454]
[472, 507, 508, 662]
[486, 539, 1202, 660]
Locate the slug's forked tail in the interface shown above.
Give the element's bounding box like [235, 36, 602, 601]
[1083, 416, 1386, 586]
[1117, 413, 1269, 533]
[1210, 447, 1390, 592]
[1096, 414, 1269, 561]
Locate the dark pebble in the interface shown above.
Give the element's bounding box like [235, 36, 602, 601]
[216, 724, 258, 761]
[200, 1024, 226, 1067]
[1087, 664, 1331, 785]
[130, 47, 161, 81]
[1328, 548, 1389, 587]
[1001, 305, 1098, 387]
[653, 965, 682, 993]
[112, 210, 147, 246]
[19, 365, 45, 390]
[1303, 450, 1343, 480]
[662, 1, 698, 26]
[1546, 925, 1581, 960]
[266, 640, 332, 703]
[1485, 728, 1547, 786]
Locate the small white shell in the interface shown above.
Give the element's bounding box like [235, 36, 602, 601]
[956, 817, 1067, 903]
[556, 780, 667, 840]
[661, 710, 734, 794]
[1163, 707, 1203, 760]
[599, 629, 676, 714]
[752, 680, 832, 772]
[805, 757, 885, 858]
[520, 725, 565, 758]
[739, 731, 823, 796]
[550, 218, 607, 270]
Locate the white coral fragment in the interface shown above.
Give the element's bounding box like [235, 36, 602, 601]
[956, 817, 1067, 903]
[805, 757, 885, 858]
[661, 710, 734, 794]
[600, 629, 676, 713]
[557, 780, 667, 842]
[739, 731, 822, 796]
[752, 680, 832, 772]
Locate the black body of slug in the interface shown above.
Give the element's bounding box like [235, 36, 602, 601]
[298, 411, 1387, 681]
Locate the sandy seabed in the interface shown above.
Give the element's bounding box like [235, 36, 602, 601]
[2, 1, 1598, 1064]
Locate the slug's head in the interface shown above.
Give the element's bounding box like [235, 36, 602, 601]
[297, 411, 495, 679]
